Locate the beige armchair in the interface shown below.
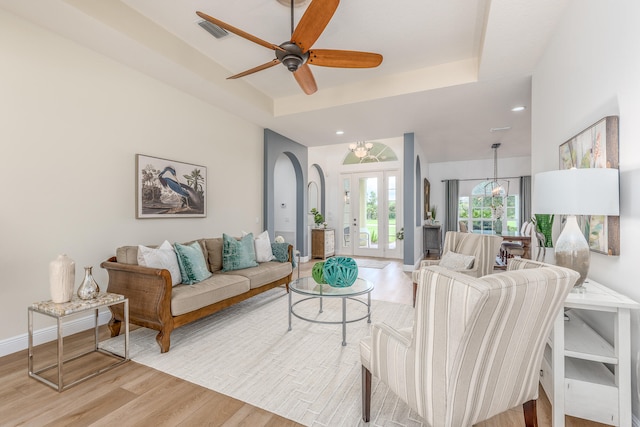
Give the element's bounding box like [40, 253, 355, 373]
[412, 231, 502, 306]
[361, 259, 579, 426]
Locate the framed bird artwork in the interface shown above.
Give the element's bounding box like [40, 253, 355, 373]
[136, 154, 206, 218]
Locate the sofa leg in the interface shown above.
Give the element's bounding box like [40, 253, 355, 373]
[523, 400, 538, 427]
[362, 365, 372, 422]
[108, 317, 121, 337]
[156, 330, 171, 353]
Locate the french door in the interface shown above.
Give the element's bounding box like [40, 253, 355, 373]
[339, 171, 401, 258]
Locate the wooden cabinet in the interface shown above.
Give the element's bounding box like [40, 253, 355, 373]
[541, 279, 639, 426]
[422, 225, 442, 257]
[312, 228, 335, 259]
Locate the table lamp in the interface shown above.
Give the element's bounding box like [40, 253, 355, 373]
[533, 168, 619, 291]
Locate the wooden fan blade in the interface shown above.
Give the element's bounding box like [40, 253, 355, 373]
[291, 0, 339, 53]
[227, 59, 280, 79]
[196, 11, 284, 52]
[308, 49, 383, 68]
[293, 64, 318, 95]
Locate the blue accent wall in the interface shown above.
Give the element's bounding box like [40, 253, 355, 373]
[403, 133, 415, 266]
[264, 129, 309, 256]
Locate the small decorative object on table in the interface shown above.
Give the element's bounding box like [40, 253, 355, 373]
[77, 266, 100, 300]
[312, 262, 327, 284]
[49, 254, 75, 303]
[323, 257, 358, 288]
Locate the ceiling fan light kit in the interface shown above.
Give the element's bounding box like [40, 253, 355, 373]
[196, 0, 382, 95]
[276, 42, 308, 72]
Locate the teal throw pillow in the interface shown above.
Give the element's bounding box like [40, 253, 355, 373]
[173, 242, 212, 285]
[271, 242, 290, 263]
[222, 233, 258, 271]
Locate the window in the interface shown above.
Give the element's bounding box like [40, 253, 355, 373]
[458, 181, 519, 233]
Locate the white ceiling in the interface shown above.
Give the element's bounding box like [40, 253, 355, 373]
[0, 0, 570, 162]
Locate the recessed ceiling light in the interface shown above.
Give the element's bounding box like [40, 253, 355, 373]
[511, 106, 526, 112]
[336, 130, 344, 135]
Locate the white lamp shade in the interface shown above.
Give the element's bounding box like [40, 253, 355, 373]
[534, 168, 619, 216]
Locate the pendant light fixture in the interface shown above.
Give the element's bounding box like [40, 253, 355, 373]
[349, 141, 373, 159]
[484, 143, 509, 198]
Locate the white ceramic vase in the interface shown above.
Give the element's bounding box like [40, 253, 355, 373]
[49, 254, 75, 303]
[77, 266, 100, 300]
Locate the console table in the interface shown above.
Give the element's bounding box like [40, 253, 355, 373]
[312, 228, 335, 259]
[422, 225, 442, 257]
[28, 293, 129, 391]
[540, 279, 639, 426]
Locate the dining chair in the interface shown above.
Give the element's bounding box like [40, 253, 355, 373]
[500, 221, 533, 263]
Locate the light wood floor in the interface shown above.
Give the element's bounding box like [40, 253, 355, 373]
[2, 258, 610, 426]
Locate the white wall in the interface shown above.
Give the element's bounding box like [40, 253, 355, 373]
[0, 10, 264, 347]
[428, 156, 532, 224]
[531, 0, 640, 417]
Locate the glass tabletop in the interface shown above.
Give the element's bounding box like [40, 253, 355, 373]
[290, 276, 373, 297]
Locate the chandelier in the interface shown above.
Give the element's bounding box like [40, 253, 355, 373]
[484, 143, 509, 198]
[349, 141, 373, 159]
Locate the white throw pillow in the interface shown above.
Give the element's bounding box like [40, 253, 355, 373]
[137, 240, 182, 286]
[439, 251, 475, 270]
[254, 231, 275, 262]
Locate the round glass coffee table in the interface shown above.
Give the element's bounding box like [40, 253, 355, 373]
[288, 276, 374, 346]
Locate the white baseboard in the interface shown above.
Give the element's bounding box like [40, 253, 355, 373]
[0, 310, 111, 358]
[403, 264, 415, 272]
[404, 255, 423, 272]
[298, 255, 310, 263]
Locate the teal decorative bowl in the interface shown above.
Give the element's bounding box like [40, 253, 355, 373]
[312, 262, 326, 284]
[323, 257, 358, 287]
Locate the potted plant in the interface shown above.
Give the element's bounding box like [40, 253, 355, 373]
[310, 208, 325, 228]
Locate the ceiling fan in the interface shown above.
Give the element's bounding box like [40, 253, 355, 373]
[196, 0, 383, 95]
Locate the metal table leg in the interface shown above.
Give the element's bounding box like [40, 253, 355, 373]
[342, 297, 347, 346]
[57, 316, 63, 391]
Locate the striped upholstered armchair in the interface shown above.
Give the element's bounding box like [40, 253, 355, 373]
[412, 231, 503, 306]
[361, 258, 578, 426]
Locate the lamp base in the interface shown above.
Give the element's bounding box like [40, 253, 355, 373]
[555, 215, 590, 288]
[571, 284, 587, 294]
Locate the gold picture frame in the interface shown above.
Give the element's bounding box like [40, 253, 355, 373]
[423, 178, 431, 220]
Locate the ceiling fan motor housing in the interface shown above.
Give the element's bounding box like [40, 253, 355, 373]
[276, 42, 309, 72]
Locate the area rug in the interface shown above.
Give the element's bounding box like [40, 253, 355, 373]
[101, 288, 424, 426]
[354, 259, 390, 269]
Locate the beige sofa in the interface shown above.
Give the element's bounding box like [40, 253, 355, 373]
[101, 237, 293, 353]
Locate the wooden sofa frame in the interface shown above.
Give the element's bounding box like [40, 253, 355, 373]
[100, 245, 292, 353]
